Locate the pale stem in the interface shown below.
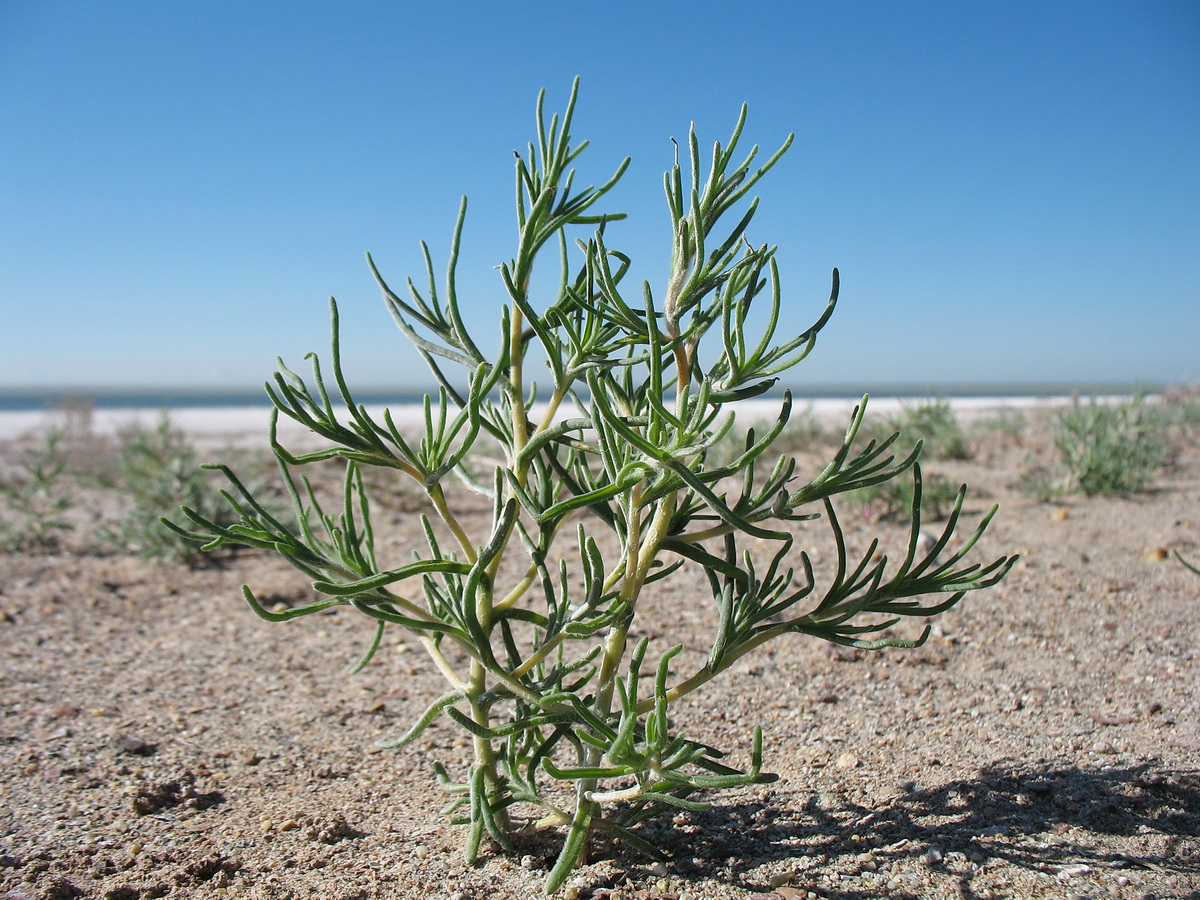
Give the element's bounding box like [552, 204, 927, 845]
[419, 634, 469, 691]
[430, 485, 478, 564]
[467, 659, 510, 834]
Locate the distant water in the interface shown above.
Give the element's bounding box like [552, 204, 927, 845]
[0, 382, 1160, 413]
[0, 387, 432, 413]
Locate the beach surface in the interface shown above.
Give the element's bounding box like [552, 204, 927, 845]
[1, 395, 1197, 899]
[0, 394, 1089, 445]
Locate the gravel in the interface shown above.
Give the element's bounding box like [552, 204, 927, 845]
[1, 415, 1197, 899]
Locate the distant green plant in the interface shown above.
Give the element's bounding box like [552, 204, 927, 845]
[1044, 395, 1169, 497]
[0, 425, 75, 551]
[972, 407, 1027, 442]
[1018, 463, 1065, 502]
[172, 82, 1016, 892]
[854, 467, 961, 522]
[774, 402, 829, 451]
[884, 397, 969, 461]
[1160, 385, 1200, 436]
[99, 414, 252, 563]
[706, 402, 825, 469]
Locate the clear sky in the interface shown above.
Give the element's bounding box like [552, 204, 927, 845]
[2, 1, 1197, 394]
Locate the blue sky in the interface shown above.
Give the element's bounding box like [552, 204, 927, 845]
[2, 1, 1197, 393]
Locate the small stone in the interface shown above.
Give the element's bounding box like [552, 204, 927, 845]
[114, 735, 157, 756]
[835, 752, 859, 769]
[924, 848, 943, 866]
[413, 845, 429, 860]
[1051, 507, 1070, 521]
[277, 819, 297, 831]
[1091, 741, 1117, 755]
[1056, 863, 1091, 880]
[520, 854, 537, 869]
[1143, 546, 1168, 562]
[768, 868, 797, 887]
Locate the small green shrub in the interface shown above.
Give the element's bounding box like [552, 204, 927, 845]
[173, 83, 1015, 892]
[774, 403, 830, 452]
[0, 425, 76, 551]
[1160, 384, 1200, 436]
[1047, 395, 1169, 496]
[707, 402, 826, 468]
[98, 414, 254, 563]
[1018, 462, 1065, 502]
[855, 468, 961, 522]
[892, 397, 969, 460]
[972, 407, 1027, 442]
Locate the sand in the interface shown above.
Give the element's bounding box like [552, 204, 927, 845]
[0, 398, 1197, 899]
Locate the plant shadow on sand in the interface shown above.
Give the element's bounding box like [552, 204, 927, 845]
[605, 761, 1200, 897]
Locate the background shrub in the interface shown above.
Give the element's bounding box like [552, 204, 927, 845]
[1048, 395, 1170, 496]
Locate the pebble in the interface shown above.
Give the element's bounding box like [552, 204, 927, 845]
[768, 868, 797, 887]
[834, 751, 860, 769]
[916, 530, 937, 557]
[413, 845, 429, 860]
[113, 734, 157, 756]
[1056, 863, 1091, 880]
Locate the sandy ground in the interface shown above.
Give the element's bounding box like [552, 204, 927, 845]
[0, 401, 1197, 899]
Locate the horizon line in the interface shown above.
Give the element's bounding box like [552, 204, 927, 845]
[0, 379, 1175, 413]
